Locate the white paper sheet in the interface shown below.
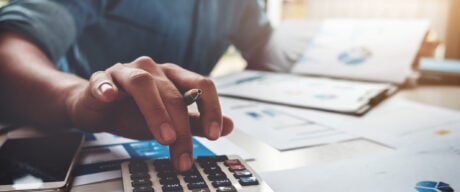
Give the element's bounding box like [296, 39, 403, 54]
[271, 97, 460, 148]
[262, 148, 460, 192]
[291, 19, 429, 84]
[218, 95, 460, 192]
[215, 70, 394, 114]
[219, 97, 358, 151]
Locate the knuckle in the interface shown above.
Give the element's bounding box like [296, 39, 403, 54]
[137, 56, 154, 62]
[164, 92, 186, 109]
[198, 77, 216, 90]
[128, 70, 154, 85]
[113, 63, 125, 69]
[154, 77, 170, 85]
[89, 71, 105, 81]
[108, 63, 125, 73]
[133, 56, 156, 69]
[161, 63, 180, 70]
[149, 103, 168, 115]
[174, 132, 192, 144]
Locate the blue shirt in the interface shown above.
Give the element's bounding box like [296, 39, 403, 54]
[0, 0, 272, 78]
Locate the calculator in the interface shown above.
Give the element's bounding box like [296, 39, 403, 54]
[120, 155, 273, 192]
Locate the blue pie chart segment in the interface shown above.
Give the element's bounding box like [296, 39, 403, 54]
[415, 181, 454, 192]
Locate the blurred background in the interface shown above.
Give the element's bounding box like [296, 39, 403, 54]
[212, 0, 460, 77]
[0, 0, 457, 77]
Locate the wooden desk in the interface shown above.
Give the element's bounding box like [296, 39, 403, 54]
[398, 85, 460, 111]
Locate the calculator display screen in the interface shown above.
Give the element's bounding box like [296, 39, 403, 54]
[0, 133, 83, 186]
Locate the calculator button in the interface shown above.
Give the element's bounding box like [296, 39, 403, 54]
[207, 172, 227, 181]
[154, 159, 173, 166]
[129, 166, 149, 173]
[154, 160, 174, 170]
[131, 179, 153, 187]
[129, 162, 149, 173]
[156, 165, 175, 172]
[187, 180, 208, 190]
[191, 189, 210, 192]
[184, 174, 204, 183]
[130, 159, 147, 165]
[196, 156, 216, 163]
[131, 172, 151, 180]
[215, 155, 229, 162]
[233, 170, 252, 178]
[133, 186, 154, 192]
[155, 164, 174, 171]
[239, 176, 259, 186]
[197, 155, 227, 163]
[203, 165, 221, 174]
[224, 159, 241, 166]
[212, 179, 232, 187]
[158, 168, 176, 173]
[228, 164, 246, 172]
[180, 166, 199, 175]
[198, 161, 217, 168]
[157, 170, 178, 178]
[159, 176, 180, 185]
[216, 186, 237, 192]
[162, 183, 183, 192]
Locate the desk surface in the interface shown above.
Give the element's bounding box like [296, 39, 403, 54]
[0, 85, 457, 191]
[65, 84, 460, 192]
[0, 85, 458, 191]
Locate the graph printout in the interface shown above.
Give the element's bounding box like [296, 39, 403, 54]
[219, 97, 357, 151]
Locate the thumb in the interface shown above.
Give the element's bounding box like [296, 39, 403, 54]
[65, 71, 121, 133]
[89, 71, 119, 104]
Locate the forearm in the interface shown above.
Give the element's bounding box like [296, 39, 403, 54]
[0, 32, 86, 129]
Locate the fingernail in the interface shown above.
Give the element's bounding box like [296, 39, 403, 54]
[98, 83, 112, 95]
[208, 122, 221, 140]
[179, 153, 192, 171]
[160, 123, 176, 142]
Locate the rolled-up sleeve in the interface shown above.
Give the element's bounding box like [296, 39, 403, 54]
[0, 0, 100, 63]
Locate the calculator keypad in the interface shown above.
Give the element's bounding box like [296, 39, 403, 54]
[121, 155, 271, 192]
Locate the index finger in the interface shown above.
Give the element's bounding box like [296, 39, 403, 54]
[161, 64, 223, 141]
[107, 64, 177, 144]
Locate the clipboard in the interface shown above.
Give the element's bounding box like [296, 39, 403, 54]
[214, 70, 397, 116]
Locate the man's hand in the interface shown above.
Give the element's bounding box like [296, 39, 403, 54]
[0, 31, 232, 172]
[66, 56, 233, 171]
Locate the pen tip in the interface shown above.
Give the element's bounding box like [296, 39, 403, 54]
[184, 89, 202, 105]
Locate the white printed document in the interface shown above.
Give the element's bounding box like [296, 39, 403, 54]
[282, 97, 460, 148]
[219, 96, 460, 151]
[219, 97, 357, 151]
[215, 70, 395, 115]
[291, 19, 429, 84]
[262, 148, 460, 192]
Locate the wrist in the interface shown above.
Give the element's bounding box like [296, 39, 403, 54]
[61, 78, 89, 129]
